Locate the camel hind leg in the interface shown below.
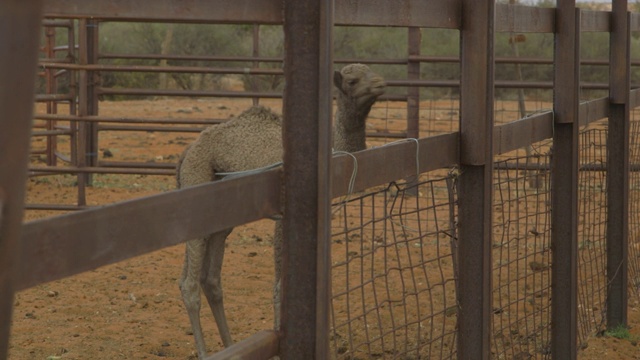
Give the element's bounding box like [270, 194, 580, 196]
[201, 228, 234, 348]
[180, 237, 209, 359]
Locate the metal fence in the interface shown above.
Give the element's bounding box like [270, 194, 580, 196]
[2, 1, 639, 360]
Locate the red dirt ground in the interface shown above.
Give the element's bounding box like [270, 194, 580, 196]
[8, 99, 640, 359]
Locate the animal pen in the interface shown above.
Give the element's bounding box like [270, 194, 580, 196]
[1, 0, 640, 359]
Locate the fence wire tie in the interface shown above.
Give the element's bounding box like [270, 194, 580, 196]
[215, 161, 283, 179]
[378, 138, 421, 182]
[331, 150, 358, 216]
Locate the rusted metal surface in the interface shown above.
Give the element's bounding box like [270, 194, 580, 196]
[580, 9, 610, 32]
[206, 330, 279, 360]
[335, 0, 460, 28]
[551, 5, 580, 359]
[495, 3, 555, 33]
[606, 1, 630, 330]
[279, 0, 333, 358]
[0, 1, 44, 358]
[42, 0, 285, 24]
[457, 0, 494, 359]
[43, 0, 460, 28]
[16, 169, 282, 291]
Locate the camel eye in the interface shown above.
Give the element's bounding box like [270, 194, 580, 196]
[347, 79, 358, 86]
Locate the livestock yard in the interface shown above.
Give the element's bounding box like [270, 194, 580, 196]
[7, 96, 640, 359]
[4, 1, 640, 360]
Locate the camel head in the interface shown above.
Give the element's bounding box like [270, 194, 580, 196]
[334, 63, 386, 108]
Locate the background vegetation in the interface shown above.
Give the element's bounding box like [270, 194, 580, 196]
[40, 1, 640, 101]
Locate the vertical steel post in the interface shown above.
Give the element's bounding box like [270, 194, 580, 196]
[77, 19, 101, 205]
[68, 21, 79, 167]
[252, 24, 260, 106]
[551, 4, 580, 359]
[280, 0, 333, 359]
[45, 25, 58, 166]
[405, 27, 422, 194]
[457, 0, 494, 359]
[0, 1, 43, 357]
[407, 27, 421, 140]
[606, 0, 630, 329]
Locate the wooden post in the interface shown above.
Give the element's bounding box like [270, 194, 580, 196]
[0, 1, 44, 357]
[551, 4, 580, 359]
[280, 0, 334, 358]
[457, 0, 494, 358]
[606, 0, 630, 330]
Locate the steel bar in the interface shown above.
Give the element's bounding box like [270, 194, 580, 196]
[97, 124, 204, 133]
[407, 28, 421, 141]
[580, 9, 610, 32]
[24, 204, 90, 211]
[43, 0, 459, 28]
[206, 330, 279, 360]
[551, 5, 580, 360]
[495, 3, 555, 33]
[457, 0, 494, 359]
[0, 1, 43, 358]
[99, 53, 283, 63]
[279, 0, 333, 358]
[40, 62, 284, 75]
[16, 168, 282, 291]
[34, 93, 73, 102]
[35, 113, 223, 125]
[29, 165, 174, 175]
[98, 87, 282, 98]
[606, 1, 630, 330]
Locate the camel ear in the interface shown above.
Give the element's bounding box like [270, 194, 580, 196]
[333, 70, 344, 92]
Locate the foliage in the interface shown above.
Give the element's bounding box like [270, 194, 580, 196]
[37, 1, 640, 101]
[604, 324, 639, 345]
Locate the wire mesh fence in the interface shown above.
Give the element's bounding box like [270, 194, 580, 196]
[492, 149, 553, 359]
[628, 109, 640, 296]
[328, 120, 618, 359]
[576, 126, 608, 347]
[330, 176, 458, 359]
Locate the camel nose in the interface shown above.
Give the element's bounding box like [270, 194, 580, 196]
[371, 76, 386, 94]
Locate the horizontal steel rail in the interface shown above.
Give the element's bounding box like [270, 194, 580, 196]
[42, 0, 462, 28]
[205, 330, 280, 360]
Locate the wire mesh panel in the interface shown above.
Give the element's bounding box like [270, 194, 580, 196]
[330, 175, 458, 359]
[576, 126, 608, 346]
[491, 146, 553, 359]
[629, 109, 640, 296]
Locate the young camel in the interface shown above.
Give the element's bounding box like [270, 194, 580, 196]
[177, 64, 385, 358]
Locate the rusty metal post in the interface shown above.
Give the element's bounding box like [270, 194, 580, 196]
[404, 27, 421, 195]
[0, 1, 43, 357]
[77, 19, 101, 205]
[407, 27, 421, 140]
[457, 0, 494, 359]
[252, 24, 260, 106]
[280, 0, 333, 359]
[606, 0, 630, 330]
[551, 4, 580, 359]
[68, 20, 79, 167]
[45, 25, 59, 166]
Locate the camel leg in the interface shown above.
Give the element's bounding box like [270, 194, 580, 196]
[201, 229, 234, 348]
[180, 238, 209, 359]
